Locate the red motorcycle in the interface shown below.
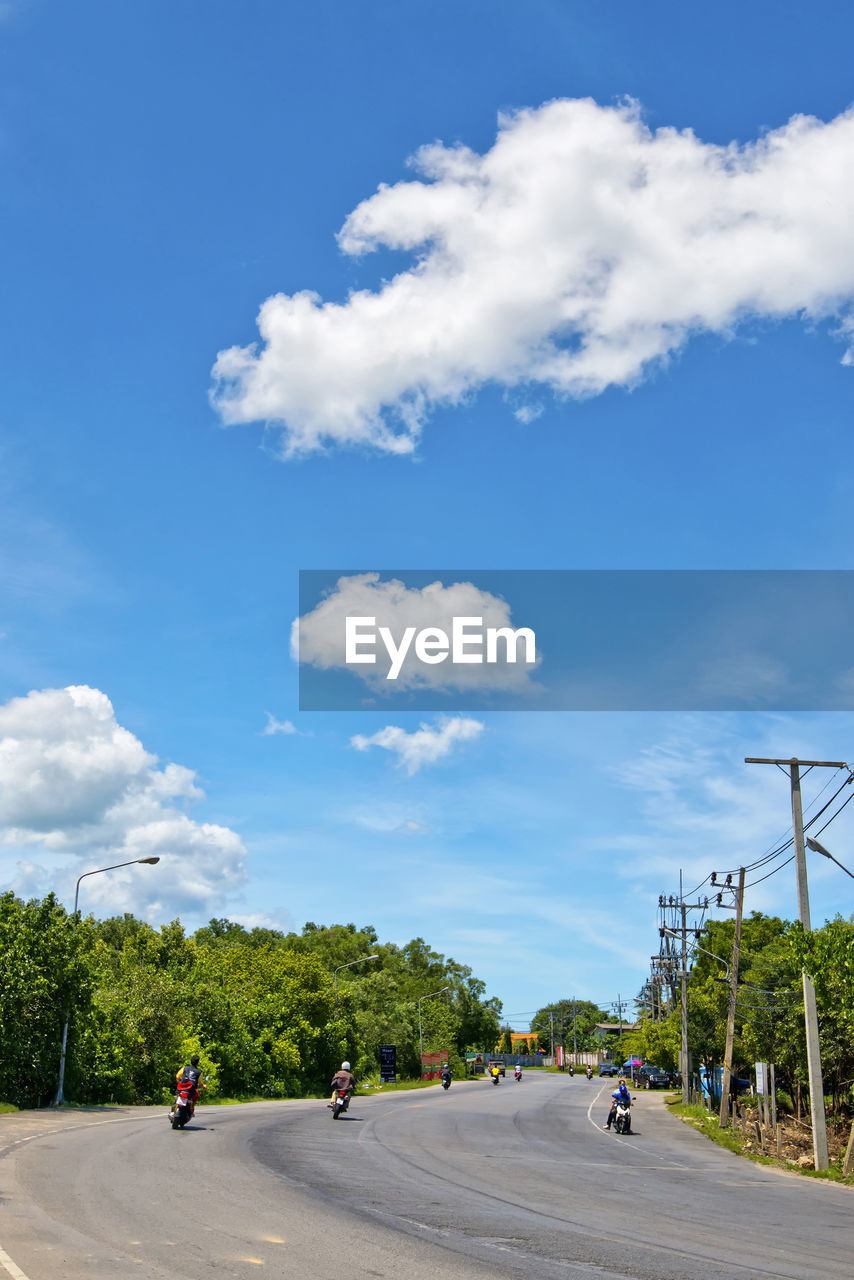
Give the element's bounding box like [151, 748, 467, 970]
[169, 1079, 197, 1128]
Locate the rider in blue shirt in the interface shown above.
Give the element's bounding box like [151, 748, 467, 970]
[604, 1078, 631, 1129]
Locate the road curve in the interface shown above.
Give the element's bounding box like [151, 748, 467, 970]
[1, 1074, 850, 1280]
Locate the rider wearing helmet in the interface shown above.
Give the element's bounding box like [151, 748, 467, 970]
[604, 1077, 631, 1129]
[329, 1060, 356, 1106]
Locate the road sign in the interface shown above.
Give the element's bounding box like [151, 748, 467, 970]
[380, 1044, 397, 1083]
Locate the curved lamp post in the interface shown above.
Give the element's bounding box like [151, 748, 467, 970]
[806, 836, 854, 882]
[333, 954, 379, 1003]
[418, 985, 450, 1061]
[53, 856, 161, 1105]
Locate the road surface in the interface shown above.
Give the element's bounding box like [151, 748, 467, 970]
[1, 1073, 850, 1279]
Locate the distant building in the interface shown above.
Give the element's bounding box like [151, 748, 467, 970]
[593, 1022, 639, 1042]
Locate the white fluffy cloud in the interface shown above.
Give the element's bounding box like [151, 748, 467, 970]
[262, 713, 298, 736]
[294, 573, 539, 692]
[0, 686, 247, 919]
[211, 97, 854, 455]
[351, 716, 483, 774]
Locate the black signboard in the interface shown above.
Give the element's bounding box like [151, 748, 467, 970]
[380, 1044, 397, 1083]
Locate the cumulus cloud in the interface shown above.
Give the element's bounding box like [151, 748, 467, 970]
[211, 97, 854, 456]
[351, 716, 483, 774]
[0, 685, 247, 919]
[294, 573, 539, 693]
[262, 713, 298, 736]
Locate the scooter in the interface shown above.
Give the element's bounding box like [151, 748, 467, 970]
[514, 1067, 522, 1083]
[169, 1080, 196, 1129]
[331, 1087, 352, 1119]
[568, 1065, 574, 1077]
[586, 1066, 593, 1080]
[614, 1098, 634, 1134]
[491, 1072, 500, 1085]
[441, 1071, 452, 1090]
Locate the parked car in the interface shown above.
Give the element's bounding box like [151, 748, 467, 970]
[637, 1064, 671, 1089]
[487, 1059, 506, 1077]
[598, 1063, 619, 1077]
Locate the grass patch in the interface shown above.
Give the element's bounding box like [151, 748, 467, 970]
[665, 1098, 854, 1185]
[0, 1102, 19, 1115]
[201, 1095, 272, 1106]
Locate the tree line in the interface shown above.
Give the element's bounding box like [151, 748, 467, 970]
[625, 911, 854, 1116]
[0, 893, 502, 1109]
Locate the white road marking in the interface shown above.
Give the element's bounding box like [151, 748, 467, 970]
[0, 1242, 32, 1280]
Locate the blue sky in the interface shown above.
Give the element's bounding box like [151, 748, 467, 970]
[2, 1, 854, 1026]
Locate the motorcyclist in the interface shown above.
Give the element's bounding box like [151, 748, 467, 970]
[604, 1078, 631, 1129]
[586, 1065, 593, 1080]
[174, 1054, 205, 1118]
[490, 1063, 501, 1083]
[440, 1064, 452, 1087]
[329, 1060, 356, 1106]
[568, 1063, 574, 1077]
[514, 1063, 522, 1081]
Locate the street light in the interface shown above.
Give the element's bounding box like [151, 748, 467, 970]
[53, 856, 161, 1105]
[806, 836, 854, 882]
[418, 985, 450, 1062]
[333, 954, 379, 1003]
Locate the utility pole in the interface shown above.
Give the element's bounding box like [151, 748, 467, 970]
[680, 903, 689, 1105]
[745, 757, 847, 1172]
[572, 1000, 578, 1056]
[550, 1010, 555, 1064]
[661, 887, 709, 1106]
[719, 867, 745, 1128]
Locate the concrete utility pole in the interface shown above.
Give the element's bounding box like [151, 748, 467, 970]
[680, 904, 689, 1104]
[745, 756, 848, 1172]
[719, 867, 745, 1128]
[660, 889, 709, 1106]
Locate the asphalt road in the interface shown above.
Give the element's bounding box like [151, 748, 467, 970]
[1, 1074, 851, 1280]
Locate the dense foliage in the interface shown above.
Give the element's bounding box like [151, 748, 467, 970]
[529, 999, 610, 1053]
[0, 895, 502, 1108]
[626, 911, 854, 1115]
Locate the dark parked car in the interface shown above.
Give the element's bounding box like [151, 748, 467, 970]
[637, 1064, 671, 1089]
[598, 1063, 619, 1077]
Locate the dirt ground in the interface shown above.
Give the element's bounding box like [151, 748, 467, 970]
[735, 1104, 853, 1171]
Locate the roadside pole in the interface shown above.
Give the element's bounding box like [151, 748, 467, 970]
[745, 756, 842, 1172]
[680, 904, 689, 1105]
[719, 867, 745, 1128]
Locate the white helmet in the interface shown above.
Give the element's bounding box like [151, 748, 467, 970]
[341, 1061, 351, 1071]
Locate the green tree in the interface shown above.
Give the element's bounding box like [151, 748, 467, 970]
[0, 893, 91, 1107]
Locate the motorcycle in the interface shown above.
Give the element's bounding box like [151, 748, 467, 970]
[331, 1087, 352, 1119]
[514, 1068, 522, 1083]
[491, 1072, 500, 1085]
[441, 1072, 451, 1090]
[568, 1065, 574, 1077]
[586, 1067, 593, 1080]
[614, 1098, 633, 1135]
[169, 1080, 196, 1129]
